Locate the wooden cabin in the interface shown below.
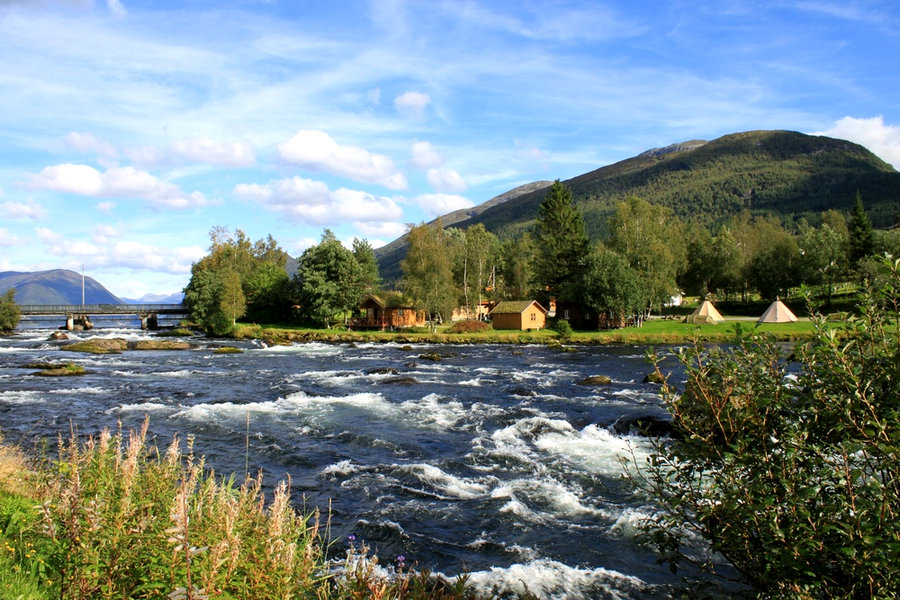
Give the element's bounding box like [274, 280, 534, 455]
[350, 294, 426, 330]
[489, 300, 548, 330]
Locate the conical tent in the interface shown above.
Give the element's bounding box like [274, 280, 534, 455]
[758, 298, 798, 324]
[685, 300, 725, 324]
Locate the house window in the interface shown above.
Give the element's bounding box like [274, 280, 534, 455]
[398, 309, 404, 316]
[563, 309, 570, 320]
[530, 312, 536, 321]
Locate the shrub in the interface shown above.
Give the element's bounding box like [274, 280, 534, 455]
[552, 319, 573, 340]
[637, 256, 900, 598]
[445, 320, 490, 334]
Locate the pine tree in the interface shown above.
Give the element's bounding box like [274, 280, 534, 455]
[848, 192, 875, 267]
[531, 180, 591, 302]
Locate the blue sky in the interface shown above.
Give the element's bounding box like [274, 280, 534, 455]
[1, 0, 899, 298]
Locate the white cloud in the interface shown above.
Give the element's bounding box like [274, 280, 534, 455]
[106, 0, 126, 18]
[235, 176, 404, 225]
[427, 167, 467, 193]
[394, 91, 431, 118]
[1, 199, 46, 219]
[413, 193, 473, 217]
[278, 130, 407, 190]
[813, 116, 900, 170]
[409, 140, 444, 169]
[63, 131, 119, 160]
[127, 136, 256, 168]
[92, 224, 119, 243]
[96, 201, 116, 214]
[353, 221, 407, 242]
[0, 228, 27, 246]
[33, 225, 204, 275]
[29, 164, 212, 208]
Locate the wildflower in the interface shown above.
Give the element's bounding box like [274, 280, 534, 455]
[396, 554, 406, 566]
[347, 534, 356, 542]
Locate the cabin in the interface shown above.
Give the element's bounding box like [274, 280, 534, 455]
[349, 293, 426, 330]
[450, 300, 496, 322]
[489, 300, 548, 330]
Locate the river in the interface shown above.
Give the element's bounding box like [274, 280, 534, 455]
[0, 323, 725, 599]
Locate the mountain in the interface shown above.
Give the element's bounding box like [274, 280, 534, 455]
[375, 130, 900, 283]
[0, 269, 123, 305]
[120, 292, 185, 304]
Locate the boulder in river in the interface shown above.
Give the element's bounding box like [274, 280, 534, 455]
[380, 376, 418, 385]
[612, 414, 678, 438]
[576, 375, 612, 386]
[367, 367, 400, 375]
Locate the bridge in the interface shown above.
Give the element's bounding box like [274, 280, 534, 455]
[18, 304, 189, 330]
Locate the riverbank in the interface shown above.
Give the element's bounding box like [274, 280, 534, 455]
[229, 317, 826, 346]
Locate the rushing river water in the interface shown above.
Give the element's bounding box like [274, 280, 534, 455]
[0, 324, 725, 599]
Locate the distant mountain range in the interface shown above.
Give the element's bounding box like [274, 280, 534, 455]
[0, 270, 123, 305]
[375, 130, 900, 283]
[0, 270, 183, 305]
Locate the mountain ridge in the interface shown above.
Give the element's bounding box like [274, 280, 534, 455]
[375, 130, 900, 283]
[0, 269, 123, 305]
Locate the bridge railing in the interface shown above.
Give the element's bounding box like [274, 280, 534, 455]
[18, 304, 188, 315]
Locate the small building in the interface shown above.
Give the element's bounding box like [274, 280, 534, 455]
[350, 293, 426, 330]
[489, 300, 548, 330]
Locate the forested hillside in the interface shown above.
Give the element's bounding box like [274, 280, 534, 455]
[376, 130, 900, 283]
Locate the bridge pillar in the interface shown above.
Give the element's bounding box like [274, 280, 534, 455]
[66, 314, 74, 331]
[139, 313, 160, 330]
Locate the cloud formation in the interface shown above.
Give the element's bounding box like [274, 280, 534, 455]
[394, 91, 431, 118]
[278, 130, 407, 190]
[409, 140, 444, 169]
[29, 164, 212, 208]
[413, 193, 473, 217]
[427, 168, 467, 193]
[814, 116, 900, 170]
[127, 137, 256, 168]
[235, 176, 404, 225]
[1, 199, 46, 220]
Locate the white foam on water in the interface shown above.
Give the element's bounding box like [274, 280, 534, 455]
[255, 342, 343, 357]
[458, 378, 482, 386]
[463, 558, 650, 600]
[491, 478, 605, 523]
[400, 463, 490, 499]
[51, 386, 108, 395]
[320, 459, 361, 476]
[609, 506, 654, 540]
[534, 424, 651, 477]
[113, 402, 171, 414]
[0, 390, 45, 405]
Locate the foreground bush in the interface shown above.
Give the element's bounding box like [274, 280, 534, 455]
[0, 421, 479, 600]
[639, 256, 900, 599]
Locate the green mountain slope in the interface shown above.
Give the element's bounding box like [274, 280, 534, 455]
[0, 269, 123, 305]
[376, 130, 900, 283]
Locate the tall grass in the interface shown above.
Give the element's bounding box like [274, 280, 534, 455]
[0, 421, 482, 599]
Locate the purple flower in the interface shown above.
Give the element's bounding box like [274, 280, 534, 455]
[347, 534, 356, 542]
[397, 554, 406, 564]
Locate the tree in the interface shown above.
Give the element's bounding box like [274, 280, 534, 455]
[293, 230, 364, 328]
[608, 195, 686, 312]
[401, 221, 456, 331]
[0, 288, 20, 332]
[746, 228, 800, 300]
[638, 256, 900, 598]
[183, 263, 236, 335]
[797, 221, 848, 303]
[496, 234, 534, 300]
[531, 180, 591, 303]
[582, 245, 645, 326]
[243, 261, 291, 323]
[352, 238, 381, 293]
[848, 192, 875, 268]
[455, 224, 497, 318]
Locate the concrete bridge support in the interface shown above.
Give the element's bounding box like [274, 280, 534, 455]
[139, 313, 159, 330]
[65, 314, 94, 331]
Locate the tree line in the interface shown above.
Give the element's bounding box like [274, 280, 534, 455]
[181, 182, 897, 334]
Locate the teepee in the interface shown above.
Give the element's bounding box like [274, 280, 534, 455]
[685, 300, 725, 324]
[758, 298, 798, 324]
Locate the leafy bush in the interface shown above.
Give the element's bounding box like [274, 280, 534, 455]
[0, 289, 20, 332]
[445, 320, 490, 334]
[638, 256, 900, 598]
[552, 319, 573, 340]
